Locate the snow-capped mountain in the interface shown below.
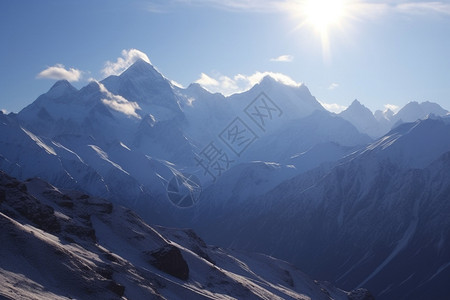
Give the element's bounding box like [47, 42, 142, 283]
[2, 58, 371, 221]
[242, 110, 371, 163]
[1, 106, 185, 225]
[0, 170, 359, 300]
[101, 58, 184, 122]
[392, 101, 448, 124]
[342, 100, 448, 138]
[339, 100, 387, 138]
[2, 55, 450, 299]
[189, 116, 450, 300]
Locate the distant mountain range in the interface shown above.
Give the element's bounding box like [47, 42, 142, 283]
[1, 57, 449, 299]
[339, 99, 448, 138]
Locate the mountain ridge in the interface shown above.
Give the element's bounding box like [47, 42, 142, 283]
[0, 170, 357, 300]
[1, 56, 450, 300]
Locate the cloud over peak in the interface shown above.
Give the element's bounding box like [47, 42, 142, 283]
[319, 101, 347, 113]
[195, 71, 301, 96]
[102, 49, 151, 77]
[36, 64, 82, 82]
[97, 82, 142, 119]
[384, 104, 400, 113]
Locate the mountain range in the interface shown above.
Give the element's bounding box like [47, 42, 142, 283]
[1, 170, 364, 300]
[1, 57, 449, 299]
[339, 99, 448, 138]
[189, 117, 450, 300]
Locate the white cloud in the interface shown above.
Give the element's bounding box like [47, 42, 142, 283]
[384, 104, 400, 113]
[101, 49, 151, 77]
[328, 83, 339, 90]
[270, 54, 294, 62]
[170, 79, 184, 88]
[1, 109, 7, 114]
[36, 64, 82, 82]
[195, 71, 301, 96]
[319, 101, 347, 113]
[396, 2, 450, 15]
[238, 71, 301, 87]
[97, 82, 141, 118]
[196, 73, 220, 87]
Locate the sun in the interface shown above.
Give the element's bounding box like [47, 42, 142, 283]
[290, 0, 351, 61]
[304, 0, 345, 33]
[304, 0, 346, 34]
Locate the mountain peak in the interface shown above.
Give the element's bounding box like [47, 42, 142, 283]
[350, 99, 362, 106]
[187, 82, 203, 90]
[385, 108, 394, 117]
[46, 80, 77, 98]
[394, 101, 449, 124]
[120, 58, 161, 78]
[186, 82, 211, 95]
[341, 99, 372, 116]
[260, 75, 277, 85]
[132, 57, 152, 67]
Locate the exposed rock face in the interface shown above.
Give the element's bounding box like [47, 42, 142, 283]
[0, 176, 60, 233]
[148, 245, 189, 280]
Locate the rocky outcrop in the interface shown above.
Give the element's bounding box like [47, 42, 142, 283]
[147, 245, 189, 280]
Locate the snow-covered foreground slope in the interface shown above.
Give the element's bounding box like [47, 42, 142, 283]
[190, 117, 450, 300]
[0, 171, 363, 300]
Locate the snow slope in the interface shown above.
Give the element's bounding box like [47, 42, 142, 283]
[0, 171, 354, 300]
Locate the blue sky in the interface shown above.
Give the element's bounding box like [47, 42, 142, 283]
[1, 0, 450, 114]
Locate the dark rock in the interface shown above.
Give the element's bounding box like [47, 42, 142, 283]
[98, 267, 114, 280]
[5, 181, 20, 189]
[18, 183, 27, 193]
[86, 200, 113, 214]
[57, 200, 74, 209]
[62, 236, 76, 243]
[283, 270, 294, 287]
[107, 281, 125, 297]
[0, 189, 5, 203]
[348, 288, 375, 300]
[65, 224, 96, 242]
[147, 245, 189, 280]
[18, 200, 61, 233]
[185, 229, 207, 248]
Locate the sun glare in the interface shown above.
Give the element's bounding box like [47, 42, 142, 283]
[291, 0, 352, 62]
[304, 0, 345, 33]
